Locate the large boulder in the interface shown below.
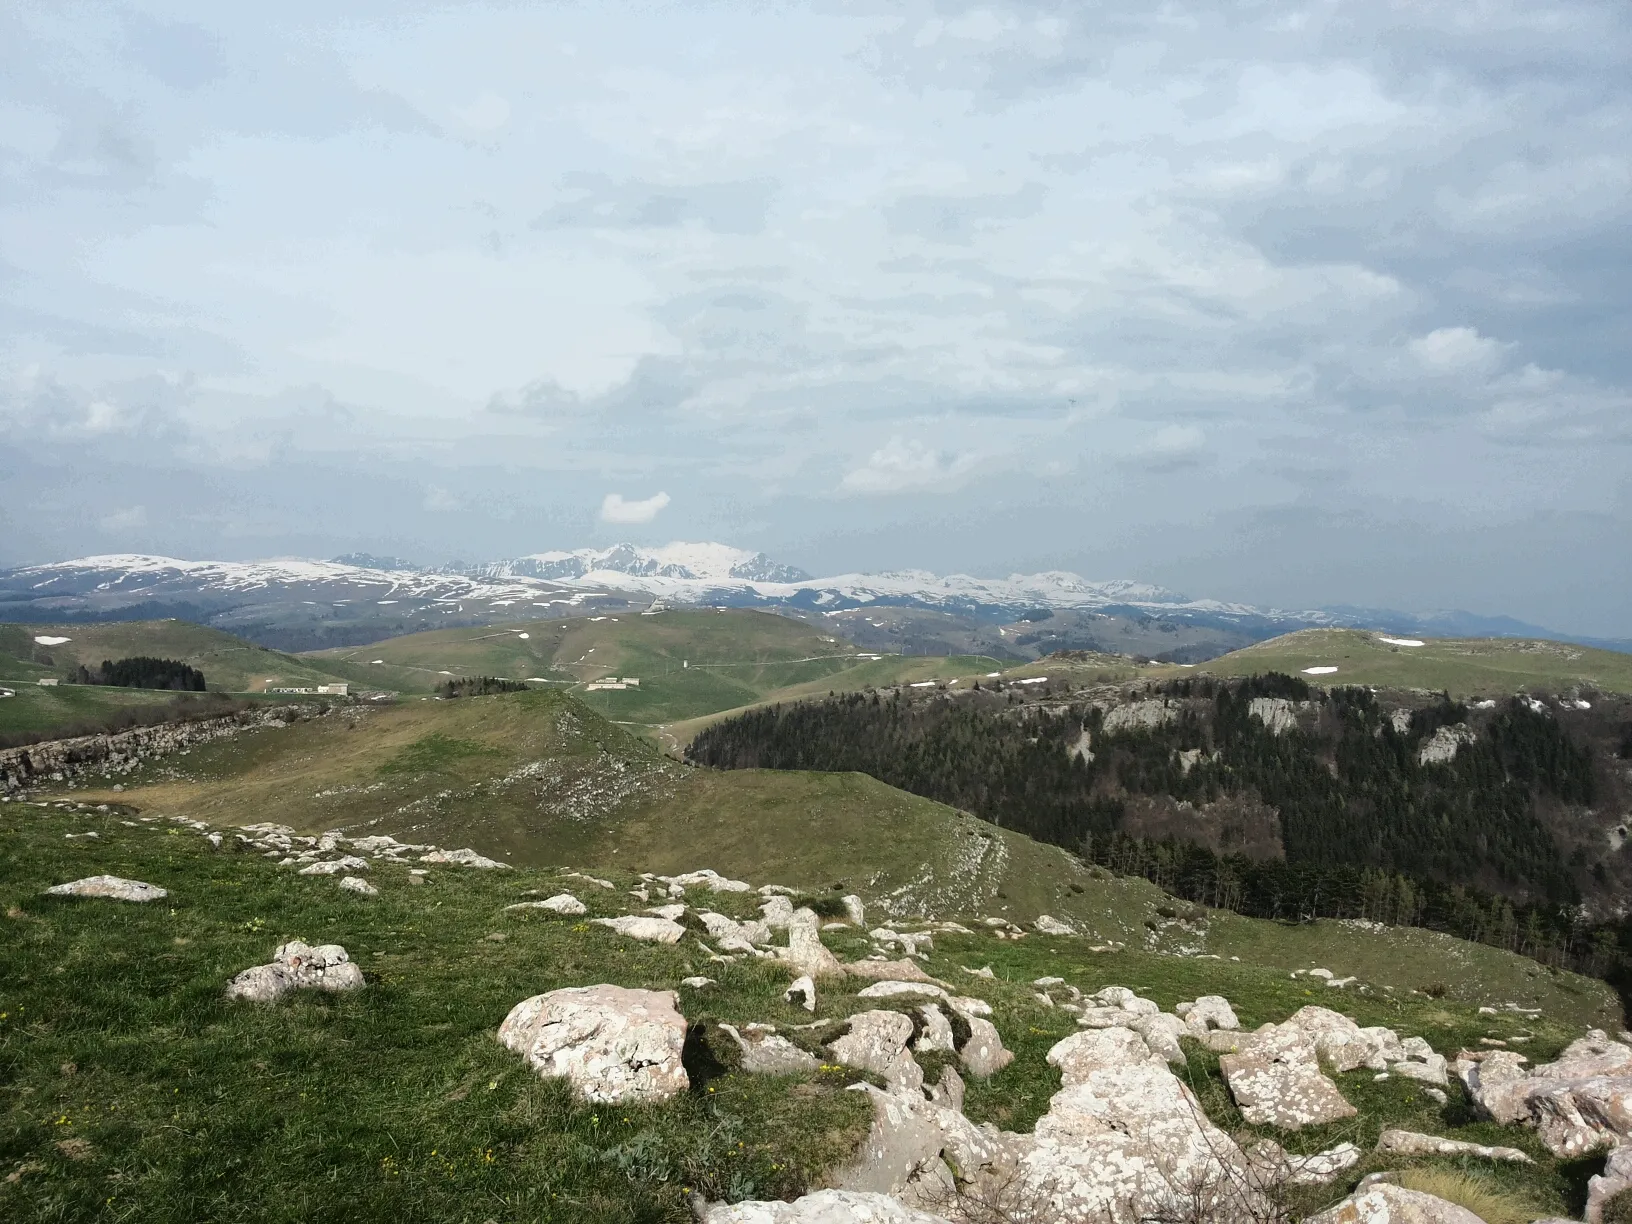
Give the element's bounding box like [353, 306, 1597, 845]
[700, 910, 773, 946]
[591, 915, 686, 944]
[1178, 995, 1239, 1034]
[830, 1011, 924, 1095]
[507, 893, 586, 915]
[1464, 1032, 1632, 1156]
[960, 1016, 1014, 1079]
[1220, 1023, 1358, 1129]
[718, 1023, 820, 1075]
[844, 960, 941, 984]
[832, 1082, 1012, 1201]
[1587, 1143, 1632, 1224]
[45, 875, 167, 903]
[700, 1189, 951, 1222]
[1308, 1183, 1484, 1224]
[779, 908, 845, 979]
[225, 941, 365, 1003]
[496, 985, 688, 1103]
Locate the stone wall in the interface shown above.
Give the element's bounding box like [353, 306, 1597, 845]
[0, 704, 323, 795]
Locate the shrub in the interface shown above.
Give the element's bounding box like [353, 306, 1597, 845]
[1602, 1189, 1632, 1224]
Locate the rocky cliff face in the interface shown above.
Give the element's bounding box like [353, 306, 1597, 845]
[0, 704, 322, 795]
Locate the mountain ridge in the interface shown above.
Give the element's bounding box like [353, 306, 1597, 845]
[2, 545, 1625, 656]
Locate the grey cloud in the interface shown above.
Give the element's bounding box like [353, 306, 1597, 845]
[885, 182, 1047, 244]
[123, 16, 225, 91]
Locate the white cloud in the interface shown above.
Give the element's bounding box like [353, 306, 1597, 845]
[423, 486, 462, 512]
[600, 491, 670, 523]
[840, 438, 976, 495]
[98, 505, 147, 531]
[1409, 327, 1506, 373]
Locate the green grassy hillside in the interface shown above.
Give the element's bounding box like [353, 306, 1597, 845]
[0, 791, 1619, 1221]
[39, 687, 1618, 1022]
[0, 682, 187, 741]
[306, 609, 1000, 729]
[1161, 628, 1632, 696]
[0, 621, 352, 695]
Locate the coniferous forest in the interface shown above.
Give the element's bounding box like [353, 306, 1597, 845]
[689, 674, 1631, 992]
[66, 656, 207, 691]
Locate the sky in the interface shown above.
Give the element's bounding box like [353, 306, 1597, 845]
[2, 1, 1629, 635]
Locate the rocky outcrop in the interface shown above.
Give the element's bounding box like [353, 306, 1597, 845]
[784, 975, 816, 1011]
[1220, 1023, 1358, 1129]
[1587, 1143, 1632, 1224]
[338, 875, 377, 896]
[1418, 724, 1476, 766]
[1102, 700, 1176, 732]
[719, 1023, 820, 1075]
[1462, 1031, 1632, 1157]
[778, 908, 844, 979]
[0, 703, 316, 794]
[496, 985, 688, 1103]
[960, 1017, 1013, 1079]
[1309, 1183, 1485, 1224]
[1248, 1139, 1361, 1186]
[418, 848, 510, 869]
[830, 1011, 924, 1095]
[225, 941, 365, 1003]
[45, 875, 167, 902]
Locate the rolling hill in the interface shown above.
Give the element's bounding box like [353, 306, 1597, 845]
[1163, 627, 1632, 697]
[304, 608, 1004, 731]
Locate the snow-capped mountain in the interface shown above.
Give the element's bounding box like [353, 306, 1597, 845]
[1, 543, 1612, 654]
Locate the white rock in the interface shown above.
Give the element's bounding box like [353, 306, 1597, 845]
[298, 856, 370, 876]
[760, 894, 796, 930]
[914, 1005, 957, 1054]
[719, 1022, 821, 1075]
[1035, 914, 1075, 935]
[959, 1016, 1013, 1078]
[1308, 1182, 1485, 1224]
[1220, 1023, 1358, 1129]
[225, 941, 366, 1003]
[507, 893, 586, 915]
[1377, 1129, 1533, 1163]
[784, 975, 816, 1012]
[1180, 995, 1240, 1033]
[699, 910, 772, 945]
[418, 848, 510, 869]
[830, 1011, 924, 1095]
[45, 875, 167, 903]
[591, 915, 685, 944]
[659, 869, 752, 892]
[857, 980, 949, 1003]
[1587, 1142, 1632, 1224]
[681, 976, 715, 989]
[842, 895, 866, 926]
[1250, 1139, 1363, 1185]
[338, 876, 378, 897]
[497, 985, 687, 1103]
[779, 907, 844, 979]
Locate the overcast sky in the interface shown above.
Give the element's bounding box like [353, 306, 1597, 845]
[2, 1, 1628, 634]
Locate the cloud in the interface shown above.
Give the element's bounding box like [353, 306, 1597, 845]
[423, 487, 462, 512]
[1147, 424, 1206, 456]
[1409, 327, 1507, 373]
[600, 491, 670, 523]
[98, 505, 147, 531]
[454, 91, 510, 132]
[840, 438, 976, 495]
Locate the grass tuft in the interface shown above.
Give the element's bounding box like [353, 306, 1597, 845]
[1395, 1167, 1545, 1224]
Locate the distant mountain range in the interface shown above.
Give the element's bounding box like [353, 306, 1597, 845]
[1, 544, 1626, 657]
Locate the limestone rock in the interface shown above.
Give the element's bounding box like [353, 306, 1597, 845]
[1587, 1142, 1632, 1224]
[832, 1082, 1011, 1199]
[700, 910, 773, 946]
[1127, 1012, 1188, 1065]
[784, 975, 816, 1012]
[658, 869, 752, 893]
[830, 1011, 924, 1095]
[842, 895, 866, 926]
[1035, 914, 1075, 935]
[857, 980, 948, 1003]
[1048, 1027, 1167, 1084]
[297, 856, 369, 876]
[760, 894, 795, 930]
[1102, 700, 1176, 732]
[507, 893, 586, 915]
[914, 1005, 956, 1055]
[844, 959, 940, 984]
[647, 903, 687, 921]
[1419, 724, 1476, 766]
[719, 1022, 820, 1075]
[45, 875, 167, 903]
[590, 915, 685, 944]
[928, 1064, 965, 1114]
[496, 985, 687, 1103]
[780, 908, 844, 979]
[1249, 697, 1301, 735]
[1179, 995, 1239, 1033]
[1376, 1129, 1533, 1164]
[1249, 1139, 1362, 1185]
[418, 848, 510, 869]
[1309, 1182, 1485, 1224]
[1465, 1032, 1632, 1156]
[699, 1189, 952, 1222]
[960, 1016, 1013, 1078]
[225, 941, 366, 1003]
[1391, 1037, 1449, 1085]
[338, 875, 378, 897]
[1221, 1024, 1357, 1129]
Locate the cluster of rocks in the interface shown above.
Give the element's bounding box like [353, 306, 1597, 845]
[0, 704, 316, 795]
[237, 824, 511, 873]
[1456, 1030, 1632, 1158]
[224, 941, 366, 1003]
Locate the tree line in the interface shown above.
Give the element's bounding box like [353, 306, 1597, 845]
[66, 656, 206, 692]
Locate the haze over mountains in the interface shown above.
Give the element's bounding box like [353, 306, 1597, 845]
[3, 544, 1625, 658]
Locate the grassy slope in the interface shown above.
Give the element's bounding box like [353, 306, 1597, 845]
[306, 609, 1000, 730]
[1, 801, 1618, 1222]
[43, 689, 1618, 1024]
[0, 683, 183, 740]
[1161, 628, 1632, 696]
[0, 621, 352, 695]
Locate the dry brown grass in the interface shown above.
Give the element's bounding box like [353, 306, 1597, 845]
[1395, 1168, 1543, 1224]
